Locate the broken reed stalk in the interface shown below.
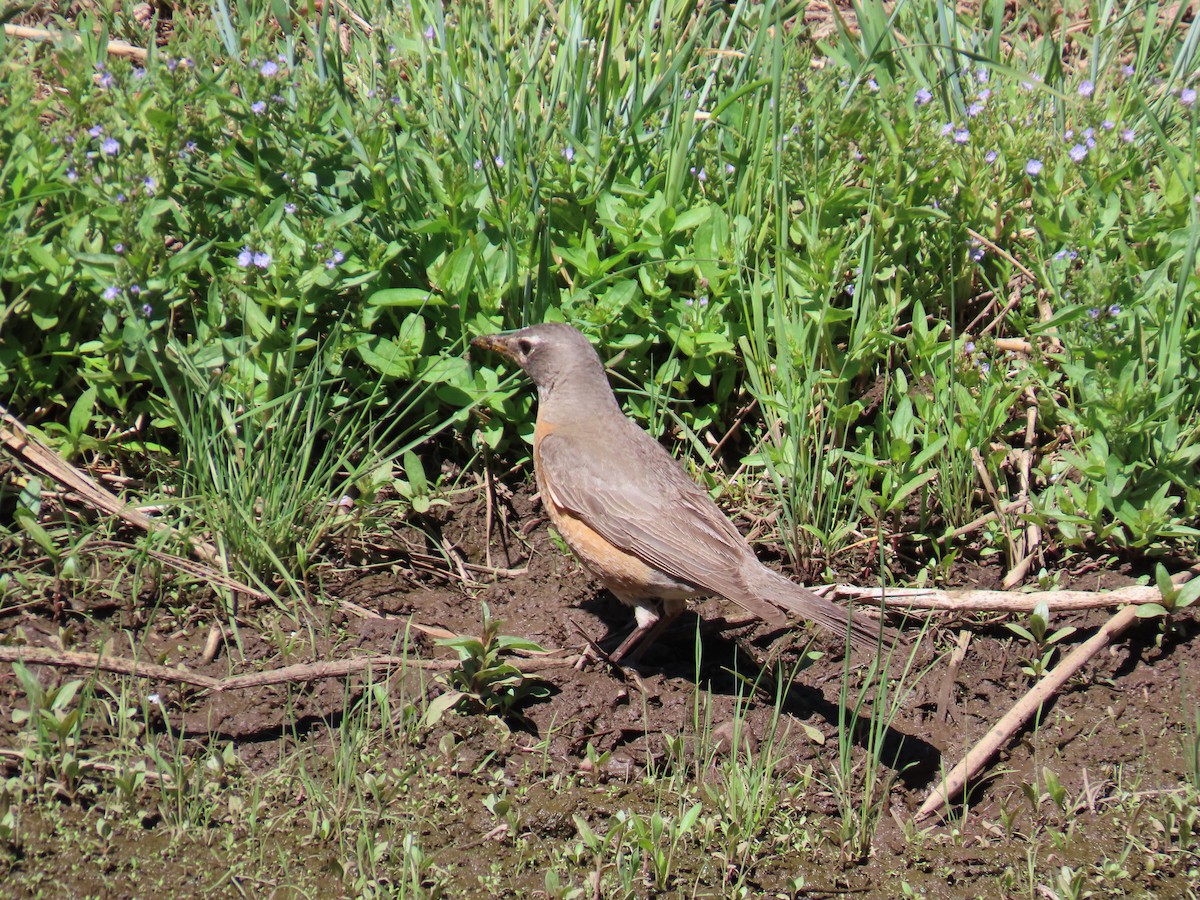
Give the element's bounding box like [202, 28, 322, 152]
[3, 23, 148, 61]
[836, 583, 1164, 612]
[0, 645, 580, 694]
[915, 602, 1143, 821]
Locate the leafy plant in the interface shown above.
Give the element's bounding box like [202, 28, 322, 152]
[1005, 601, 1077, 679]
[425, 603, 550, 726]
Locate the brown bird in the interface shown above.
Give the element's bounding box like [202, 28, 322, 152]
[472, 322, 892, 662]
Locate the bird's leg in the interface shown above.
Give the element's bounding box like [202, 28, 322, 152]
[612, 598, 686, 664]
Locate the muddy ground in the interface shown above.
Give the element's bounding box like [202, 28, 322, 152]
[1, 479, 1199, 897]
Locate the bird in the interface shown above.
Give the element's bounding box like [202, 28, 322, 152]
[471, 322, 894, 663]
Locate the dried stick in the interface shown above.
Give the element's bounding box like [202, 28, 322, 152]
[834, 583, 1165, 612]
[1, 404, 231, 573]
[934, 499, 1029, 546]
[3, 24, 148, 62]
[935, 630, 972, 723]
[0, 645, 581, 693]
[1004, 387, 1043, 589]
[970, 446, 1017, 567]
[915, 601, 1142, 821]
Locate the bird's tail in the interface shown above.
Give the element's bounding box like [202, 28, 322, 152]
[743, 564, 898, 652]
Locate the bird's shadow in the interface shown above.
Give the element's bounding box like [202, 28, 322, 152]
[578, 592, 940, 789]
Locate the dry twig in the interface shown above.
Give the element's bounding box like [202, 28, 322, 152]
[4, 23, 149, 61]
[0, 644, 580, 693]
[835, 582, 1165, 613]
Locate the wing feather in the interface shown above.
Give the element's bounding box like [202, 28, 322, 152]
[537, 422, 757, 602]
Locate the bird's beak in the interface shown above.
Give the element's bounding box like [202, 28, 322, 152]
[470, 333, 517, 360]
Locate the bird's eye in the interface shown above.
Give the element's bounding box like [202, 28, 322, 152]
[516, 338, 534, 355]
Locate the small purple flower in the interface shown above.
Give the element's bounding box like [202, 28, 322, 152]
[914, 87, 932, 105]
[695, 167, 707, 182]
[1021, 73, 1043, 91]
[1121, 128, 1136, 142]
[133, 67, 146, 80]
[1054, 248, 1069, 261]
[97, 70, 113, 89]
[272, 94, 285, 104]
[180, 58, 194, 69]
[424, 25, 435, 40]
[1088, 307, 1101, 320]
[115, 192, 127, 203]
[977, 68, 989, 84]
[260, 60, 279, 77]
[941, 122, 954, 136]
[325, 249, 346, 269]
[129, 284, 142, 296]
[142, 176, 156, 193]
[167, 58, 178, 72]
[866, 78, 879, 91]
[1083, 127, 1094, 139]
[237, 247, 254, 268]
[251, 100, 267, 114]
[494, 154, 505, 167]
[1109, 305, 1121, 316]
[964, 341, 976, 354]
[985, 150, 997, 163]
[1182, 88, 1197, 107]
[954, 128, 970, 144]
[725, 163, 735, 174]
[977, 88, 991, 101]
[1064, 129, 1074, 140]
[473, 159, 483, 171]
[102, 286, 120, 300]
[284, 202, 296, 214]
[1078, 80, 1094, 98]
[846, 283, 855, 296]
[114, 243, 125, 255]
[1122, 64, 1135, 77]
[1085, 135, 1096, 149]
[102, 137, 120, 156]
[66, 167, 78, 182]
[970, 246, 985, 262]
[253, 251, 271, 269]
[561, 145, 575, 162]
[141, 303, 153, 318]
[1026, 159, 1043, 176]
[1102, 119, 1115, 130]
[87, 124, 103, 139]
[967, 102, 984, 118]
[978, 361, 991, 375]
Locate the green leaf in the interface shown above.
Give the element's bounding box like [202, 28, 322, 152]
[69, 386, 98, 440]
[1135, 602, 1169, 618]
[367, 288, 444, 308]
[421, 690, 463, 728]
[14, 508, 59, 557]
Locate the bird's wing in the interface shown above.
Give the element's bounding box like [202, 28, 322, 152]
[536, 422, 772, 611]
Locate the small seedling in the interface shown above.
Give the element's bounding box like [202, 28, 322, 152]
[1005, 601, 1077, 678]
[424, 602, 551, 727]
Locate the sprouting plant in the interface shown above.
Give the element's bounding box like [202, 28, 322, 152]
[424, 602, 551, 727]
[1005, 601, 1077, 679]
[394, 449, 448, 516]
[9, 661, 89, 799]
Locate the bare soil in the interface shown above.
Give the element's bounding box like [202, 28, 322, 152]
[1, 479, 1199, 897]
